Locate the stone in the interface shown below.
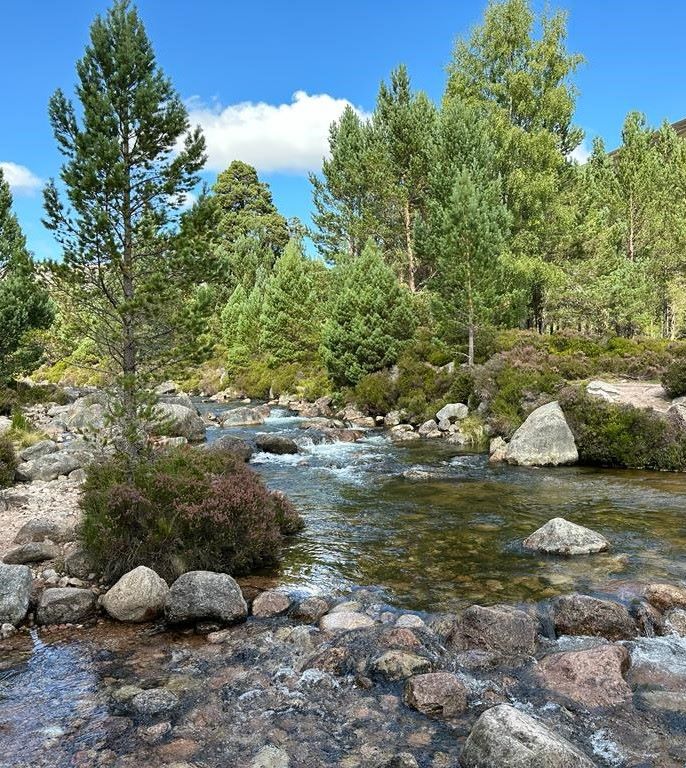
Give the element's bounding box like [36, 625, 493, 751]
[538, 644, 631, 708]
[384, 411, 402, 428]
[380, 754, 418, 768]
[460, 704, 595, 768]
[14, 518, 73, 545]
[389, 426, 421, 443]
[131, 688, 178, 716]
[208, 435, 253, 461]
[638, 690, 686, 714]
[291, 596, 329, 623]
[153, 402, 206, 442]
[252, 590, 292, 618]
[523, 517, 609, 555]
[255, 434, 299, 455]
[3, 541, 59, 564]
[19, 440, 58, 462]
[64, 547, 94, 579]
[553, 594, 636, 640]
[371, 650, 431, 680]
[418, 419, 439, 436]
[36, 587, 97, 625]
[221, 405, 269, 427]
[320, 611, 375, 632]
[101, 566, 169, 622]
[0, 563, 32, 625]
[488, 436, 507, 463]
[0, 415, 11, 436]
[252, 745, 290, 768]
[395, 614, 426, 629]
[504, 401, 578, 467]
[644, 582, 686, 612]
[154, 380, 178, 396]
[66, 395, 106, 434]
[665, 608, 686, 636]
[1, 623, 16, 639]
[16, 452, 84, 482]
[166, 571, 247, 625]
[403, 672, 468, 717]
[435, 403, 468, 422]
[449, 604, 536, 657]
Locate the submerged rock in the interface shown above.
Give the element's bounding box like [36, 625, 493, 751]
[523, 517, 609, 555]
[538, 644, 632, 708]
[252, 590, 292, 618]
[130, 688, 178, 716]
[166, 571, 247, 625]
[449, 604, 536, 658]
[251, 745, 290, 768]
[504, 401, 578, 467]
[291, 596, 329, 624]
[370, 650, 431, 680]
[101, 566, 169, 623]
[36, 587, 97, 625]
[0, 563, 32, 625]
[403, 672, 467, 717]
[460, 704, 595, 767]
[553, 594, 636, 640]
[255, 434, 299, 455]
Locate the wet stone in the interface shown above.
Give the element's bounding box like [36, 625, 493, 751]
[370, 650, 431, 680]
[403, 672, 468, 718]
[320, 611, 375, 632]
[644, 582, 686, 612]
[130, 688, 179, 716]
[252, 590, 292, 618]
[251, 745, 290, 768]
[290, 596, 329, 624]
[553, 594, 636, 640]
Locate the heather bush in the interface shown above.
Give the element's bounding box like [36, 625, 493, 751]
[352, 371, 398, 415]
[0, 436, 16, 488]
[80, 446, 303, 581]
[662, 358, 686, 398]
[559, 387, 686, 471]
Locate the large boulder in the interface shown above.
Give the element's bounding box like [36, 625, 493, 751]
[449, 604, 536, 658]
[66, 394, 107, 434]
[207, 435, 253, 461]
[538, 644, 631, 709]
[36, 587, 97, 625]
[553, 594, 636, 640]
[504, 401, 578, 467]
[3, 541, 59, 565]
[221, 405, 270, 427]
[101, 566, 169, 622]
[644, 582, 686, 612]
[19, 440, 59, 462]
[153, 402, 205, 442]
[460, 704, 595, 768]
[403, 672, 468, 718]
[13, 518, 74, 544]
[523, 517, 608, 555]
[16, 452, 84, 482]
[436, 403, 468, 423]
[0, 564, 32, 625]
[165, 571, 247, 625]
[255, 434, 299, 455]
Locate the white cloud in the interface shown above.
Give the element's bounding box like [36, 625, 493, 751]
[569, 141, 591, 165]
[0, 161, 43, 194]
[187, 91, 369, 175]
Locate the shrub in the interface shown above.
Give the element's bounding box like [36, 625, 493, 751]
[80, 446, 304, 581]
[0, 436, 17, 488]
[559, 387, 686, 471]
[352, 371, 398, 415]
[662, 359, 686, 398]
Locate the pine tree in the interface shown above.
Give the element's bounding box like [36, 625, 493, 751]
[321, 241, 415, 386]
[259, 240, 326, 365]
[0, 168, 54, 384]
[43, 0, 205, 455]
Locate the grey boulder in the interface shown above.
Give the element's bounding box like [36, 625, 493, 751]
[504, 401, 578, 467]
[553, 594, 636, 641]
[255, 433, 299, 455]
[3, 541, 59, 564]
[153, 401, 205, 442]
[208, 435, 253, 461]
[221, 405, 269, 427]
[37, 587, 97, 625]
[523, 517, 609, 555]
[0, 563, 32, 625]
[436, 403, 468, 422]
[101, 566, 169, 622]
[166, 570, 247, 624]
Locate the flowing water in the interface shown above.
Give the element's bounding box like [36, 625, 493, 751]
[205, 403, 686, 612]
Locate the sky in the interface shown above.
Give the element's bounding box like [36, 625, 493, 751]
[1, 0, 686, 260]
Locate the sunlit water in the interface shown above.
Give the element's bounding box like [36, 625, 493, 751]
[200, 402, 686, 612]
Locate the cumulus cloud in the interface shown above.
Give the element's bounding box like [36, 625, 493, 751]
[187, 91, 369, 175]
[569, 141, 591, 165]
[0, 161, 43, 194]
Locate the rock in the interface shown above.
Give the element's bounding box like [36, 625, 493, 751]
[208, 435, 253, 461]
[553, 594, 636, 640]
[488, 436, 508, 463]
[0, 563, 32, 625]
[403, 672, 468, 717]
[504, 401, 578, 467]
[418, 419, 439, 436]
[449, 604, 536, 657]
[153, 402, 205, 442]
[538, 644, 631, 708]
[644, 582, 686, 612]
[395, 614, 426, 629]
[66, 395, 107, 434]
[251, 745, 290, 768]
[252, 590, 292, 618]
[3, 541, 59, 564]
[1, 622, 16, 639]
[14, 518, 73, 544]
[384, 411, 402, 428]
[36, 587, 97, 625]
[523, 517, 609, 555]
[460, 704, 595, 768]
[101, 566, 169, 622]
[221, 405, 269, 427]
[154, 381, 177, 396]
[291, 596, 329, 624]
[665, 608, 686, 636]
[389, 426, 420, 443]
[371, 650, 431, 680]
[436, 403, 468, 422]
[380, 754, 418, 768]
[16, 452, 84, 482]
[131, 688, 178, 716]
[437, 418, 451, 432]
[320, 611, 375, 632]
[64, 547, 94, 579]
[19, 440, 58, 462]
[638, 690, 686, 714]
[0, 415, 11, 436]
[166, 571, 247, 625]
[255, 434, 299, 455]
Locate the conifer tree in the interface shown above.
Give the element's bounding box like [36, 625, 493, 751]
[321, 241, 415, 386]
[43, 0, 205, 455]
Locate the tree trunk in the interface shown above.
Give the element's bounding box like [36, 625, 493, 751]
[403, 199, 415, 292]
[466, 261, 474, 367]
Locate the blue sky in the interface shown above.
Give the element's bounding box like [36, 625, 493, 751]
[2, 0, 686, 260]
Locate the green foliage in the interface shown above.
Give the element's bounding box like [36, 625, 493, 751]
[322, 241, 416, 386]
[560, 387, 686, 471]
[662, 359, 686, 398]
[233, 361, 332, 401]
[80, 446, 303, 581]
[0, 436, 16, 488]
[352, 371, 398, 416]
